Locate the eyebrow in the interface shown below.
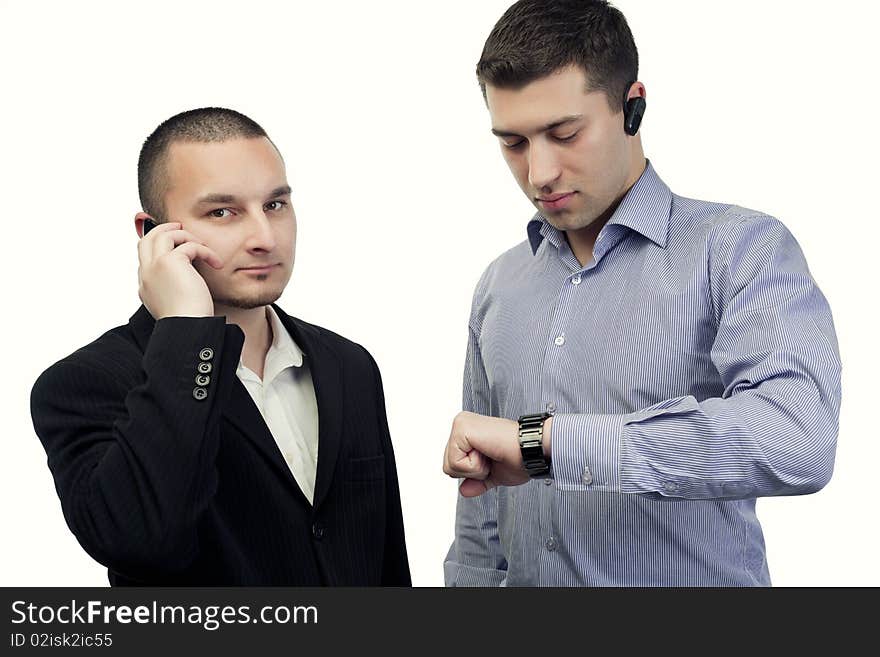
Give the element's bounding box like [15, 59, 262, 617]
[195, 185, 292, 205]
[491, 114, 584, 138]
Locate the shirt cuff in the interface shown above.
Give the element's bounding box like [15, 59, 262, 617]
[550, 413, 625, 492]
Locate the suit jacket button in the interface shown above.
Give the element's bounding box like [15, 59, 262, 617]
[312, 523, 325, 540]
[198, 362, 213, 374]
[195, 374, 210, 386]
[193, 387, 208, 401]
[199, 347, 214, 361]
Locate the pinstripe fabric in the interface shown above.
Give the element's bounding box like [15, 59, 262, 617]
[443, 162, 841, 587]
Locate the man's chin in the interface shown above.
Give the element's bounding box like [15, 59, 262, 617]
[212, 290, 283, 311]
[542, 213, 580, 232]
[540, 209, 600, 233]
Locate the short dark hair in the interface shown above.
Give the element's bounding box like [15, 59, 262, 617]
[137, 107, 271, 222]
[476, 0, 638, 112]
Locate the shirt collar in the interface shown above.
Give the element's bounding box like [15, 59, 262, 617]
[265, 304, 304, 368]
[527, 159, 672, 255]
[236, 305, 304, 383]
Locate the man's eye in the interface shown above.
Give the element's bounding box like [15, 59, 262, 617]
[208, 208, 233, 218]
[502, 140, 525, 150]
[265, 200, 288, 212]
[553, 132, 578, 142]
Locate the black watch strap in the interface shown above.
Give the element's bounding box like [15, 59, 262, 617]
[518, 412, 551, 478]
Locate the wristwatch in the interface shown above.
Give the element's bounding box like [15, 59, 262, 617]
[518, 412, 552, 478]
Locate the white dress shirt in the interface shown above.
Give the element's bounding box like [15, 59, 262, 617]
[236, 306, 319, 504]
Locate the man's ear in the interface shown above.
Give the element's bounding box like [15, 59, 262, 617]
[134, 212, 154, 238]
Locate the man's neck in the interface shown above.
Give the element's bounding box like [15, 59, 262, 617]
[216, 304, 273, 380]
[566, 155, 647, 267]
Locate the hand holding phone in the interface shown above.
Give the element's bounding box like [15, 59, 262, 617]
[137, 221, 223, 320]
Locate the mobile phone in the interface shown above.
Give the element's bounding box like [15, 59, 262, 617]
[143, 218, 157, 235]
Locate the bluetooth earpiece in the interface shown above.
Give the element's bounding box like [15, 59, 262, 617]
[624, 95, 646, 136]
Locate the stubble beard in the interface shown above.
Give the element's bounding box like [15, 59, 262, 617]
[212, 275, 284, 310]
[539, 204, 598, 234]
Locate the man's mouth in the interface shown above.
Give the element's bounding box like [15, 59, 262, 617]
[237, 263, 280, 273]
[537, 192, 576, 211]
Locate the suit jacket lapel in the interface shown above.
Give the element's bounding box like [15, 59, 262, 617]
[222, 375, 314, 506]
[272, 304, 344, 511]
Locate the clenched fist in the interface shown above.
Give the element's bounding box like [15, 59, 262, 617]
[442, 411, 553, 497]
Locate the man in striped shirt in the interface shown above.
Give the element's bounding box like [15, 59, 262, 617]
[442, 0, 840, 586]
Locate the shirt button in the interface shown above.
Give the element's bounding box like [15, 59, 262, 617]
[198, 362, 213, 374]
[662, 481, 679, 493]
[199, 347, 214, 361]
[195, 374, 210, 386]
[554, 335, 565, 346]
[546, 537, 558, 551]
[581, 467, 593, 486]
[543, 478, 553, 486]
[572, 274, 582, 285]
[192, 387, 208, 401]
[545, 401, 556, 414]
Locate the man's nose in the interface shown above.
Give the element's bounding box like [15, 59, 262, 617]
[527, 142, 562, 190]
[245, 211, 277, 251]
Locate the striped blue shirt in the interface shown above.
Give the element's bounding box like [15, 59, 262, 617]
[443, 161, 841, 586]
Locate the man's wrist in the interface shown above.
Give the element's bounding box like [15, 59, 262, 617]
[543, 416, 553, 458]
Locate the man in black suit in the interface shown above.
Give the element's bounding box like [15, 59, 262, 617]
[30, 108, 411, 585]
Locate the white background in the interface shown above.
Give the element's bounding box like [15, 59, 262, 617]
[1, 0, 877, 587]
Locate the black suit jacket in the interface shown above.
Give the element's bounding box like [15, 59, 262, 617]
[30, 304, 410, 585]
